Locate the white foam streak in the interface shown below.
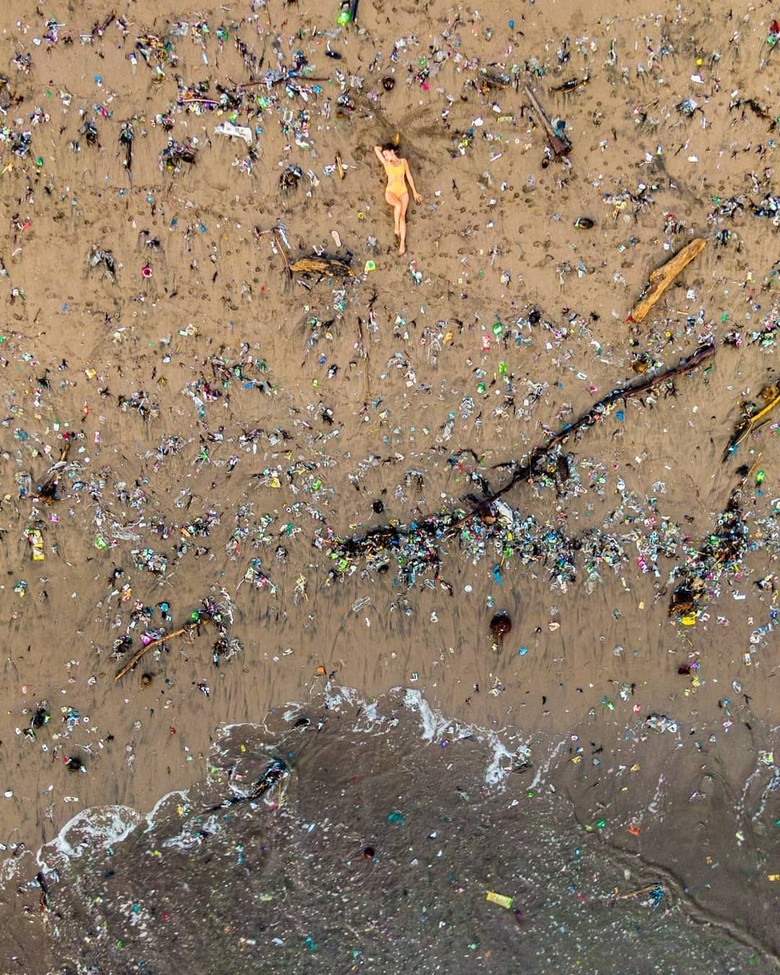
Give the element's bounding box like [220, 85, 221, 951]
[36, 687, 525, 868]
[41, 805, 141, 866]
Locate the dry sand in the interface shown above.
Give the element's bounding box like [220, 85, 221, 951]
[0, 0, 778, 971]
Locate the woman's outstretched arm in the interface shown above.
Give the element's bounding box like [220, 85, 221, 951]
[403, 159, 422, 202]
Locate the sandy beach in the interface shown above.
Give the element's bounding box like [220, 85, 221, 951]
[0, 0, 778, 971]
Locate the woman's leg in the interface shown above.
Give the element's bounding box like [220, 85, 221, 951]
[385, 190, 402, 236]
[398, 192, 410, 255]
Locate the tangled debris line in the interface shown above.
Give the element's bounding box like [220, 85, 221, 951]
[668, 492, 749, 621]
[321, 345, 717, 587]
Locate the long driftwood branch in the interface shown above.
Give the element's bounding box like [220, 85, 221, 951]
[448, 342, 716, 532]
[324, 344, 716, 569]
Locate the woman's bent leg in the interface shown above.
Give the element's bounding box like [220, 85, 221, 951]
[385, 190, 402, 235]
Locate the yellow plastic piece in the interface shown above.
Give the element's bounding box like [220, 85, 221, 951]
[486, 891, 514, 909]
[30, 529, 45, 561]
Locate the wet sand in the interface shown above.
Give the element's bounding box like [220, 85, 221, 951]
[0, 0, 778, 971]
[31, 700, 780, 974]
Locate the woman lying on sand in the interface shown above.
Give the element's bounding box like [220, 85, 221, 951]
[373, 143, 422, 255]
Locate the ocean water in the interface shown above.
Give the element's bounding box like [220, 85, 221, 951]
[32, 687, 777, 975]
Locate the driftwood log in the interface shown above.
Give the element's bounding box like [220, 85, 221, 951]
[290, 254, 355, 278]
[627, 238, 707, 324]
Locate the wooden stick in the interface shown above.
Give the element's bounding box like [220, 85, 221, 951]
[612, 884, 663, 901]
[273, 229, 292, 276]
[114, 619, 208, 682]
[723, 382, 780, 459]
[627, 238, 707, 324]
[525, 85, 571, 156]
[226, 76, 328, 89]
[34, 444, 71, 501]
[743, 390, 780, 433]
